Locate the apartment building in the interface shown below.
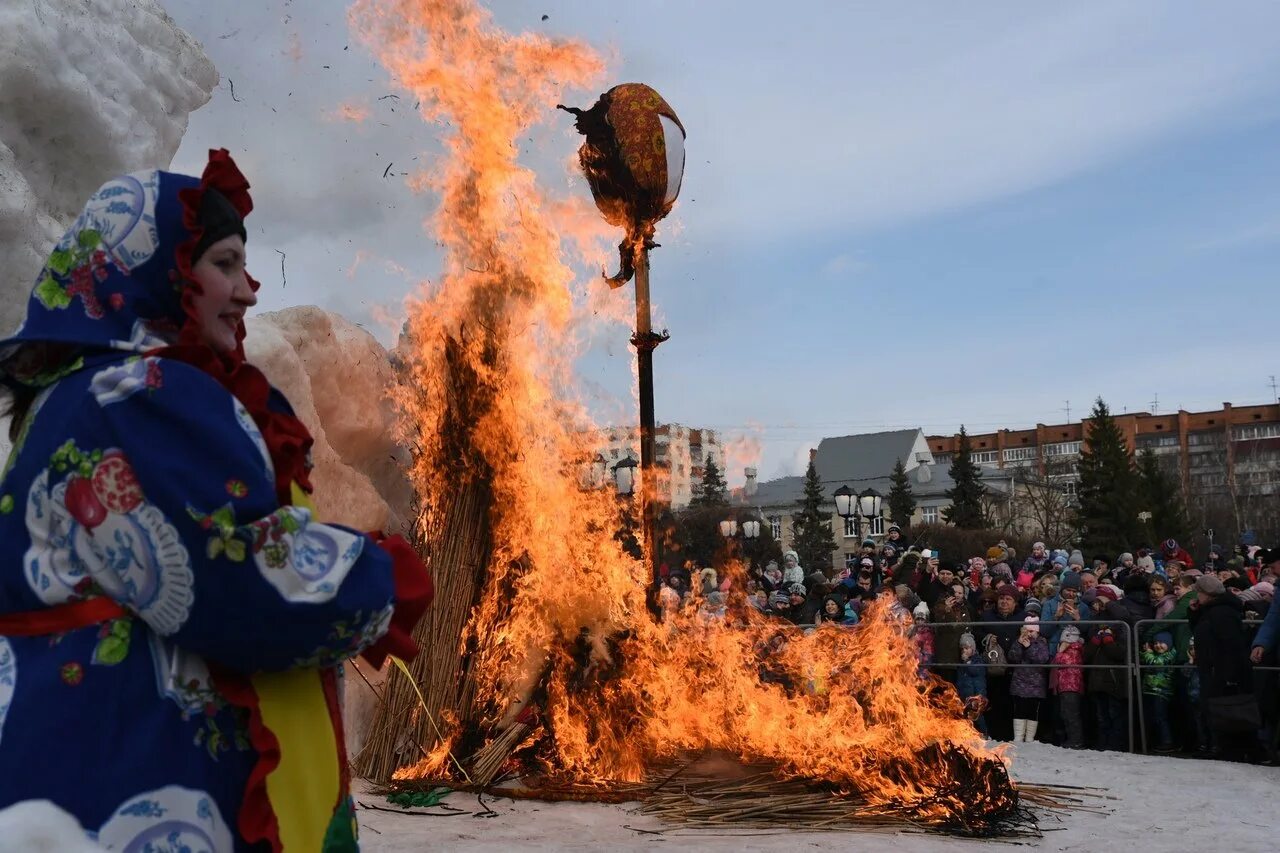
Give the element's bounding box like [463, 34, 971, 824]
[927, 402, 1280, 538]
[597, 423, 726, 509]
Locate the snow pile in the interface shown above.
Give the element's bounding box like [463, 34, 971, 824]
[0, 0, 217, 337]
[0, 800, 104, 852]
[355, 743, 1273, 852]
[245, 307, 413, 535]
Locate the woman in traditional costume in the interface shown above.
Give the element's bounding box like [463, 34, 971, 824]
[0, 150, 432, 851]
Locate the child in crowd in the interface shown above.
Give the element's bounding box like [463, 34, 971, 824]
[912, 601, 935, 675]
[1141, 632, 1178, 753]
[1050, 625, 1085, 748]
[1007, 615, 1050, 742]
[956, 632, 988, 735]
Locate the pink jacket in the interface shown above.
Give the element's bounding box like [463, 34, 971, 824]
[1049, 641, 1084, 694]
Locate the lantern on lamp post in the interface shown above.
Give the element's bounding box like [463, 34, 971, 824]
[833, 485, 855, 522]
[612, 455, 637, 498]
[857, 488, 883, 540]
[562, 84, 686, 607]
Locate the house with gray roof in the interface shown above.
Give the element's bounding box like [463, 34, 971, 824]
[741, 429, 1013, 572]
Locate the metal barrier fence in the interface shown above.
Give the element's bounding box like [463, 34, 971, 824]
[916, 619, 1137, 751]
[787, 613, 1277, 754]
[1130, 617, 1279, 754]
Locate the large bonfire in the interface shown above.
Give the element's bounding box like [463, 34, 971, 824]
[351, 0, 1024, 835]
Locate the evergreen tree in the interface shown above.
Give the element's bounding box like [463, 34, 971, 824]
[1136, 447, 1191, 545]
[690, 456, 729, 507]
[943, 426, 987, 529]
[887, 458, 917, 530]
[791, 459, 837, 573]
[1076, 397, 1141, 555]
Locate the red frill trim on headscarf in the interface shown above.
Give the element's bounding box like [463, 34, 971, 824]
[208, 667, 283, 853]
[148, 149, 313, 503]
[360, 534, 434, 669]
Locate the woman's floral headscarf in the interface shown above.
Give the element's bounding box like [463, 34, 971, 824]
[1, 149, 312, 503]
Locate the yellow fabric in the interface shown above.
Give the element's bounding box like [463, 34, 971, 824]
[290, 481, 318, 517]
[252, 667, 341, 852]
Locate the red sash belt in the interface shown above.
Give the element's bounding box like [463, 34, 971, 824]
[0, 597, 128, 636]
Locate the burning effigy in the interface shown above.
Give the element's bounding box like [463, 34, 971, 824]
[350, 0, 1034, 836]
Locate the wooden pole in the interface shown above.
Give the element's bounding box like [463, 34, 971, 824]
[631, 244, 667, 611]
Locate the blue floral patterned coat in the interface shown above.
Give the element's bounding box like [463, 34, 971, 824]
[0, 153, 427, 851]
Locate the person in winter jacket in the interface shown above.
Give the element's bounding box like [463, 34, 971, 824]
[1084, 623, 1129, 751]
[1161, 538, 1195, 570]
[1022, 542, 1051, 576]
[912, 601, 934, 675]
[956, 632, 988, 735]
[1050, 625, 1085, 748]
[0, 152, 433, 851]
[1189, 576, 1252, 700]
[1190, 575, 1255, 758]
[1104, 574, 1156, 633]
[782, 550, 805, 586]
[1006, 616, 1050, 742]
[1251, 582, 1280, 664]
[930, 583, 971, 684]
[1140, 631, 1178, 753]
[1042, 572, 1083, 646]
[1147, 575, 1176, 620]
[815, 594, 855, 627]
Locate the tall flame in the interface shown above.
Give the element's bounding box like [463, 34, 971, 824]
[351, 0, 1009, 826]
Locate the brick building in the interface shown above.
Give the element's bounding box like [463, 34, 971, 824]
[927, 402, 1280, 540]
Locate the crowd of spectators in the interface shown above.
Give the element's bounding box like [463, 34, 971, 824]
[658, 529, 1280, 764]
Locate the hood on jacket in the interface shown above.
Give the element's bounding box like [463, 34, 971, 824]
[0, 150, 256, 388]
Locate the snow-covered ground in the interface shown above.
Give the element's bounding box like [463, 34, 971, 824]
[356, 743, 1274, 853]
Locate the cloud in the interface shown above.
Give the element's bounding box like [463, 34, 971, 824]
[820, 252, 867, 279]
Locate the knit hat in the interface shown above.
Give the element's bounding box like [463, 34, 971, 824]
[862, 538, 876, 548]
[1068, 550, 1085, 568]
[996, 584, 1020, 600]
[1195, 575, 1225, 596]
[1252, 581, 1276, 601]
[1153, 631, 1173, 648]
[1060, 572, 1083, 591]
[1051, 553, 1069, 569]
[1118, 552, 1133, 564]
[1024, 598, 1043, 615]
[959, 631, 977, 651]
[1095, 584, 1121, 603]
[1061, 625, 1082, 644]
[1135, 555, 1156, 573]
[912, 601, 930, 621]
[787, 583, 806, 596]
[768, 592, 790, 609]
[1032, 541, 1046, 551]
[1022, 615, 1040, 635]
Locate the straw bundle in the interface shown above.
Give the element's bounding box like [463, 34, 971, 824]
[354, 334, 499, 782]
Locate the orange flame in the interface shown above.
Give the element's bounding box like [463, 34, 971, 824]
[353, 0, 1007, 822]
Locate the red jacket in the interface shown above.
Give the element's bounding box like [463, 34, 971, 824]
[1049, 641, 1084, 694]
[1163, 546, 1194, 568]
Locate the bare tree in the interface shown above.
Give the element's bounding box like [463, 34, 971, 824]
[1009, 459, 1081, 548]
